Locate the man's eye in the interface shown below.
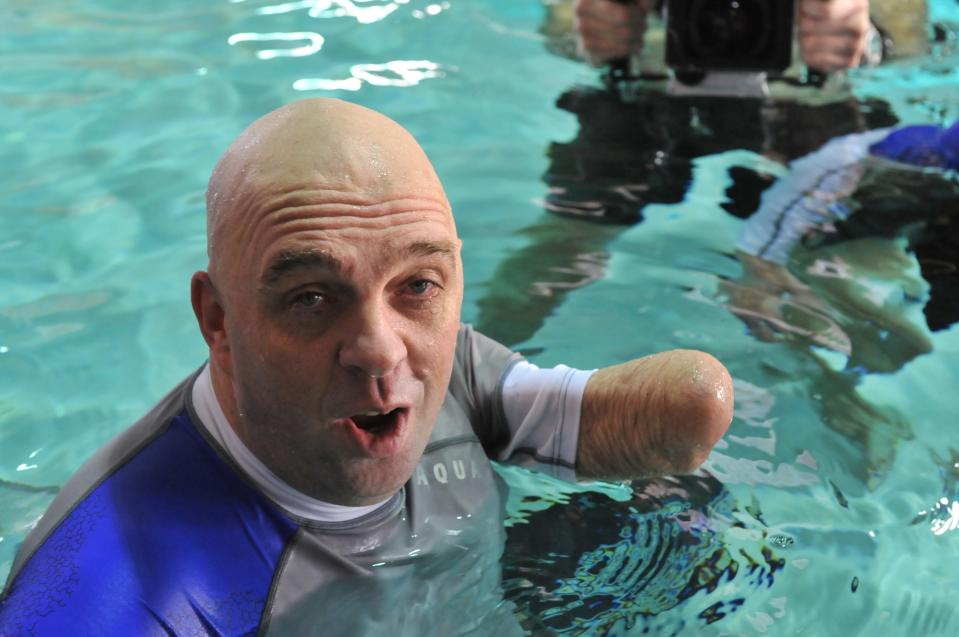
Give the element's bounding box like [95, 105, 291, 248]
[407, 279, 436, 295]
[291, 291, 326, 309]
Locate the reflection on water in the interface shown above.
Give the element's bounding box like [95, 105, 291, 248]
[706, 379, 819, 488]
[294, 59, 448, 91]
[913, 448, 959, 536]
[228, 0, 451, 24]
[475, 89, 900, 347]
[501, 471, 784, 635]
[253, 0, 408, 23]
[228, 31, 325, 58]
[929, 499, 959, 535]
[728, 123, 959, 365]
[475, 82, 957, 492]
[471, 6, 959, 633]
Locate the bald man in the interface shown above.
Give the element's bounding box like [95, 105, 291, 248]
[0, 99, 732, 636]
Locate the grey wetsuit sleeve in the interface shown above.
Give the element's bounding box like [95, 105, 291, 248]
[447, 324, 524, 454]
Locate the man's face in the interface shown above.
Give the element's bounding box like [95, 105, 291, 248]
[214, 180, 463, 506]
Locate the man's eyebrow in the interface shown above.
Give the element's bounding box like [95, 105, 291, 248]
[260, 240, 459, 286]
[261, 249, 342, 285]
[406, 240, 459, 263]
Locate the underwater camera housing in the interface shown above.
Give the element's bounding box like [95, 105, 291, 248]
[664, 0, 795, 98]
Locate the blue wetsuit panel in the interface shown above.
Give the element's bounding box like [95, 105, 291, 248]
[0, 411, 298, 637]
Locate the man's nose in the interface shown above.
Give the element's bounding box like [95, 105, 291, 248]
[337, 302, 407, 379]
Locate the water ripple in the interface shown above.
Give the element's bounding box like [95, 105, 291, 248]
[236, 0, 411, 23]
[502, 474, 784, 634]
[228, 31, 325, 59]
[294, 59, 448, 91]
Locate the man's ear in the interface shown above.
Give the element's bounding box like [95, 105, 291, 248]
[191, 271, 231, 372]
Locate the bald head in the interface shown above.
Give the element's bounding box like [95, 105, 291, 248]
[206, 99, 450, 279]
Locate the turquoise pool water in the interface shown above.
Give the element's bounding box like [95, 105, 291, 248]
[2, 1, 959, 634]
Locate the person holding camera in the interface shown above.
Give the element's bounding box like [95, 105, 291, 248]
[573, 0, 876, 71]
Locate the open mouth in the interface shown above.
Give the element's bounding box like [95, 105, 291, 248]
[339, 407, 410, 456]
[349, 408, 405, 436]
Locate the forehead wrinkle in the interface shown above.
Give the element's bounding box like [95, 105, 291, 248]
[208, 181, 270, 281]
[214, 132, 447, 232]
[264, 203, 454, 234]
[255, 179, 452, 218]
[247, 210, 454, 262]
[247, 183, 456, 248]
[213, 190, 454, 289]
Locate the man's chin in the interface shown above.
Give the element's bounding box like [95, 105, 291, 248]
[333, 445, 429, 506]
[338, 468, 414, 507]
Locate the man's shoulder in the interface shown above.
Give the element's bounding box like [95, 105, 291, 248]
[449, 324, 521, 413]
[442, 324, 522, 447]
[0, 372, 298, 636]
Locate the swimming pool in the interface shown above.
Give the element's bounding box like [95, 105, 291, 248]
[2, 0, 958, 634]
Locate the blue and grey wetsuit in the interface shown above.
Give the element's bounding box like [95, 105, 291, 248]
[0, 325, 591, 636]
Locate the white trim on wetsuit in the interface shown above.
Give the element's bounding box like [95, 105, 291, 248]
[192, 360, 594, 522]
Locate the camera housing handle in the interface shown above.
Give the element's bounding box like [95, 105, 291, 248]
[605, 0, 641, 82]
